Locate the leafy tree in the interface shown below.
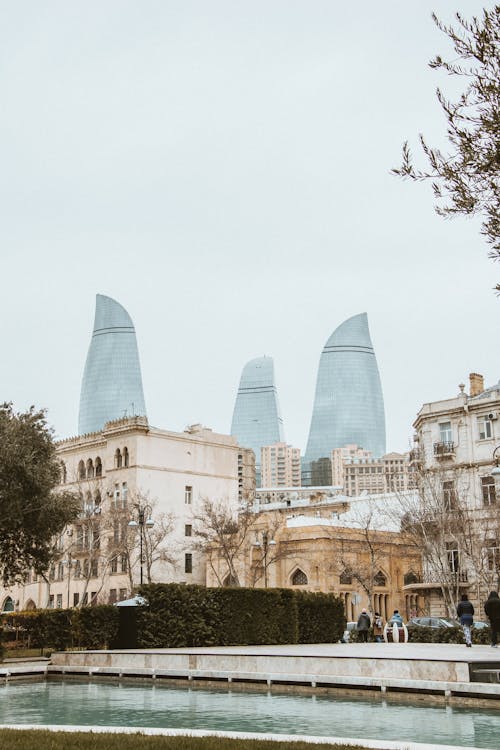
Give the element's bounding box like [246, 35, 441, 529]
[393, 7, 500, 277]
[0, 403, 80, 584]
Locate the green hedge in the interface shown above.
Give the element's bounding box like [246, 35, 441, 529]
[349, 624, 492, 644]
[1, 606, 119, 651]
[137, 584, 345, 648]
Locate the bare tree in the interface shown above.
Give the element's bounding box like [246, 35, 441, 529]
[191, 498, 257, 587]
[248, 511, 301, 588]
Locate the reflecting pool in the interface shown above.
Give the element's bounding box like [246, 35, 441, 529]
[0, 680, 498, 748]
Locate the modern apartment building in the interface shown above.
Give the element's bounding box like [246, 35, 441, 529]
[261, 442, 301, 487]
[331, 445, 413, 496]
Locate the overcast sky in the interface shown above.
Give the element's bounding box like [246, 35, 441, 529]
[1, 1, 496, 454]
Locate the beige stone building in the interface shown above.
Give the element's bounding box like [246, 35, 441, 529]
[0, 417, 241, 613]
[331, 445, 413, 496]
[206, 490, 422, 622]
[404, 372, 500, 617]
[261, 442, 301, 487]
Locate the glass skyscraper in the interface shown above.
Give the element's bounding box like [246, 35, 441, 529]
[303, 312, 385, 483]
[78, 294, 147, 435]
[231, 356, 285, 485]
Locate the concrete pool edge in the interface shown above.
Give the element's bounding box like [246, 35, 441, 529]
[0, 724, 496, 750]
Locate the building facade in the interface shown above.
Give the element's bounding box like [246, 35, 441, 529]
[303, 313, 386, 485]
[206, 489, 421, 621]
[331, 445, 413, 496]
[261, 442, 301, 487]
[0, 417, 240, 613]
[230, 356, 285, 486]
[404, 373, 500, 617]
[79, 295, 147, 435]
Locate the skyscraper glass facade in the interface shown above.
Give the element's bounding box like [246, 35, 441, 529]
[78, 294, 147, 435]
[231, 356, 285, 485]
[303, 313, 385, 483]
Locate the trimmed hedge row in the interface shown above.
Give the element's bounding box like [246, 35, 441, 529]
[349, 625, 492, 644]
[137, 584, 346, 648]
[1, 606, 120, 652]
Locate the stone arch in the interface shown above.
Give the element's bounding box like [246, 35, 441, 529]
[123, 447, 129, 468]
[95, 457, 102, 477]
[115, 449, 122, 469]
[86, 458, 94, 479]
[339, 570, 353, 585]
[2, 596, 14, 612]
[25, 599, 36, 610]
[404, 570, 419, 586]
[291, 568, 308, 586]
[374, 569, 388, 587]
[78, 460, 86, 480]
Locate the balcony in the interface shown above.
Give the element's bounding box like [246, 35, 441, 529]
[433, 442, 455, 460]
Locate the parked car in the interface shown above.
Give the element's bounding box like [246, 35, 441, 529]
[408, 617, 459, 629]
[341, 621, 357, 643]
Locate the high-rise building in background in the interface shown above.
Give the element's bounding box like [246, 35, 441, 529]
[331, 445, 413, 496]
[261, 442, 301, 487]
[231, 356, 285, 485]
[78, 294, 147, 435]
[303, 313, 385, 484]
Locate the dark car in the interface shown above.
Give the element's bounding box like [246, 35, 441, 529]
[408, 617, 459, 629]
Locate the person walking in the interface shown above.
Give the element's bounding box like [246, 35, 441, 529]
[484, 591, 500, 648]
[356, 608, 371, 643]
[373, 612, 384, 643]
[457, 593, 474, 647]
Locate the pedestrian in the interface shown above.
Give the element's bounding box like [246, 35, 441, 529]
[373, 612, 384, 643]
[389, 609, 403, 625]
[457, 593, 474, 648]
[484, 591, 500, 648]
[356, 608, 371, 643]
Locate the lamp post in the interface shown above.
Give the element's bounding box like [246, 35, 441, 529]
[128, 505, 154, 586]
[253, 531, 276, 588]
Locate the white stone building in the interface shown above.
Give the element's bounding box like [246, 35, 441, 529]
[405, 373, 500, 616]
[0, 416, 240, 612]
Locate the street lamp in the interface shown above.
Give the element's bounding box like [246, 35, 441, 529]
[253, 531, 276, 588]
[128, 505, 154, 586]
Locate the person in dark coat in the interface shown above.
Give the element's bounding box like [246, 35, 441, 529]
[484, 591, 500, 647]
[457, 593, 474, 647]
[356, 608, 371, 643]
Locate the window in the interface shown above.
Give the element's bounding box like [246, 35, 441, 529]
[292, 569, 308, 586]
[109, 589, 117, 604]
[82, 592, 88, 606]
[442, 481, 457, 510]
[185, 486, 193, 504]
[439, 422, 452, 443]
[339, 570, 352, 585]
[481, 476, 496, 506]
[120, 554, 128, 573]
[78, 460, 86, 480]
[60, 462, 67, 484]
[56, 594, 63, 609]
[478, 417, 493, 441]
[374, 570, 387, 587]
[110, 556, 118, 573]
[48, 595, 54, 609]
[113, 483, 120, 507]
[95, 457, 102, 477]
[90, 592, 97, 606]
[119, 588, 127, 601]
[115, 449, 122, 468]
[74, 560, 81, 578]
[86, 459, 94, 479]
[122, 482, 128, 508]
[446, 542, 460, 573]
[124, 447, 129, 468]
[73, 592, 80, 607]
[57, 562, 64, 581]
[90, 559, 98, 578]
[185, 553, 193, 574]
[185, 524, 192, 537]
[49, 565, 55, 582]
[486, 540, 500, 572]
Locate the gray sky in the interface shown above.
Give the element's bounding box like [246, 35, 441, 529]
[1, 1, 496, 454]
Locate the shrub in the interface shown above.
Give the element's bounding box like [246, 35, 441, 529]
[408, 625, 492, 645]
[72, 606, 120, 649]
[137, 584, 345, 648]
[296, 591, 345, 644]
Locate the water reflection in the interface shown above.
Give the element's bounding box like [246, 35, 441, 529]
[0, 680, 497, 749]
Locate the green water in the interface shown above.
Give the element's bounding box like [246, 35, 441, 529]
[0, 680, 498, 748]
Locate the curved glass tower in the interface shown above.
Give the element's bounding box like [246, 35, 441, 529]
[231, 356, 285, 484]
[303, 313, 385, 483]
[78, 294, 147, 435]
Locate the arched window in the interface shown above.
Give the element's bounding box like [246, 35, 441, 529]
[25, 599, 36, 611]
[374, 570, 387, 587]
[223, 574, 238, 587]
[291, 569, 308, 586]
[95, 457, 102, 478]
[123, 447, 129, 468]
[94, 491, 101, 511]
[60, 462, 67, 484]
[78, 460, 86, 480]
[2, 596, 14, 612]
[404, 571, 419, 586]
[340, 570, 352, 585]
[86, 458, 94, 479]
[115, 449, 122, 469]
